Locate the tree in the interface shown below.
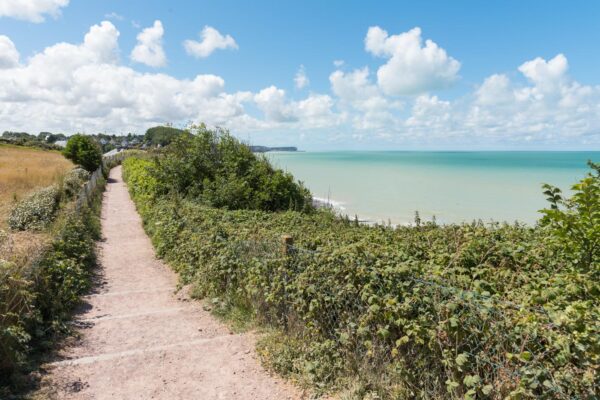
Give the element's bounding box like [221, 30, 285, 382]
[62, 134, 102, 172]
[152, 125, 313, 212]
[144, 126, 187, 146]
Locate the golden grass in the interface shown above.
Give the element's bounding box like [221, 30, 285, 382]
[0, 144, 73, 228]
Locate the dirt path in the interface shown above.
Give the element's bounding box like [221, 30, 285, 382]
[43, 166, 302, 400]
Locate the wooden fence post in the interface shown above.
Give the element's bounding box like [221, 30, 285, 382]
[281, 234, 294, 256]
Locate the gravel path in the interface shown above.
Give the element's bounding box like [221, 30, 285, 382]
[43, 166, 302, 400]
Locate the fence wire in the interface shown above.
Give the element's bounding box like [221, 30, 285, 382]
[215, 237, 586, 399]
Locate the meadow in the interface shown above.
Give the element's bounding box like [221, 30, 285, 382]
[0, 144, 73, 228]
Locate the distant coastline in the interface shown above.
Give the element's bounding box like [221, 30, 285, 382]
[250, 145, 298, 153]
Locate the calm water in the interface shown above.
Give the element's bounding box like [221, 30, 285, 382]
[267, 151, 599, 225]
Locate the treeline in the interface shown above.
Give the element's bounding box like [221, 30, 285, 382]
[1, 131, 67, 150]
[122, 127, 598, 399]
[1, 125, 187, 153]
[2, 125, 295, 155]
[1, 130, 145, 153]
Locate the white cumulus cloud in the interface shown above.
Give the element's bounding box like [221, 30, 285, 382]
[330, 67, 402, 130]
[518, 53, 568, 89]
[131, 20, 167, 67]
[183, 26, 238, 58]
[0, 35, 19, 68]
[0, 20, 598, 149]
[294, 65, 309, 89]
[0, 21, 340, 136]
[0, 0, 69, 23]
[365, 26, 461, 96]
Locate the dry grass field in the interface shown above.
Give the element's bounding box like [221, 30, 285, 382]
[0, 144, 73, 263]
[0, 144, 73, 227]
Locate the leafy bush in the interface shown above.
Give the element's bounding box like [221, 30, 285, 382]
[62, 134, 102, 172]
[144, 125, 187, 146]
[540, 161, 600, 270]
[144, 126, 312, 212]
[1, 170, 104, 390]
[0, 260, 35, 376]
[62, 167, 91, 199]
[8, 185, 61, 231]
[34, 207, 99, 325]
[124, 158, 599, 399]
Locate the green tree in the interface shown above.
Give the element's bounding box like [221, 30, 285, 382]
[152, 125, 313, 212]
[144, 126, 187, 146]
[62, 134, 102, 172]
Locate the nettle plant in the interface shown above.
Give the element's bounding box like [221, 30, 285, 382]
[540, 161, 600, 270]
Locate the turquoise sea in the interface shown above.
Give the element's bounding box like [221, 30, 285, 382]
[267, 151, 600, 225]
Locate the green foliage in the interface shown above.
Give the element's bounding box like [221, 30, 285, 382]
[0, 260, 35, 376]
[34, 207, 99, 324]
[0, 171, 104, 389]
[144, 125, 187, 146]
[147, 126, 312, 212]
[62, 167, 91, 199]
[124, 159, 599, 399]
[8, 185, 61, 231]
[2, 131, 36, 141]
[540, 161, 600, 270]
[62, 134, 102, 172]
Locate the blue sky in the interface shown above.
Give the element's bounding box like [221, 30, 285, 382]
[1, 0, 599, 150]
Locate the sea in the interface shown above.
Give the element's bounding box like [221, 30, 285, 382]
[267, 151, 600, 225]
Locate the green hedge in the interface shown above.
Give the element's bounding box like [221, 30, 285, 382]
[0, 175, 104, 390]
[123, 157, 598, 399]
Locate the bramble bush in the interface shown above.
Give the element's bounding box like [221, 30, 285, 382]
[8, 185, 61, 231]
[124, 156, 599, 399]
[1, 165, 104, 391]
[540, 161, 599, 271]
[62, 167, 91, 199]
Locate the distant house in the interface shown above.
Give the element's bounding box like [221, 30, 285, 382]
[103, 148, 122, 157]
[54, 140, 67, 148]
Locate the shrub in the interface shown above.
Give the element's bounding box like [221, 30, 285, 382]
[0, 178, 103, 387]
[0, 260, 35, 376]
[62, 134, 102, 172]
[8, 186, 60, 231]
[144, 125, 187, 146]
[62, 167, 91, 199]
[150, 126, 313, 212]
[540, 161, 600, 270]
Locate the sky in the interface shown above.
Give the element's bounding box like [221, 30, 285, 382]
[0, 0, 599, 150]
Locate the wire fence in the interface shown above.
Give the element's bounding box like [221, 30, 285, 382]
[219, 236, 583, 399]
[74, 151, 129, 212]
